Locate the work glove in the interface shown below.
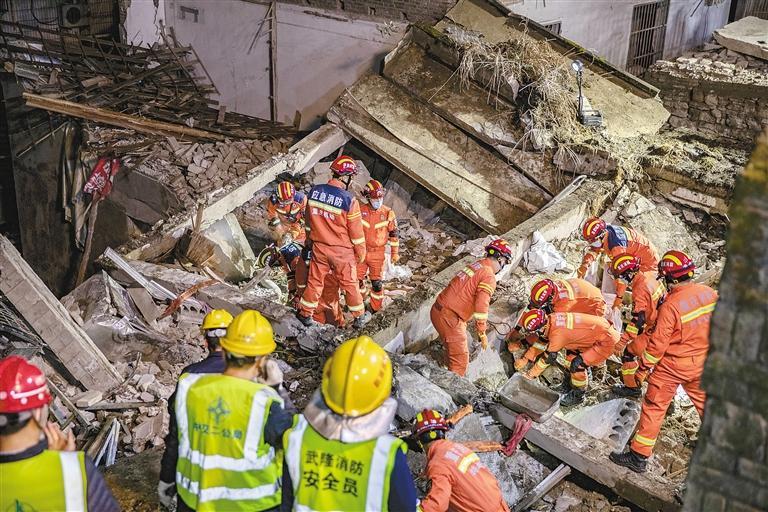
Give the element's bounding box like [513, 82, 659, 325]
[391, 252, 400, 264]
[158, 480, 176, 509]
[263, 358, 284, 387]
[524, 363, 546, 380]
[355, 245, 367, 264]
[507, 340, 524, 353]
[576, 264, 589, 279]
[478, 332, 488, 350]
[612, 297, 623, 310]
[514, 357, 529, 372]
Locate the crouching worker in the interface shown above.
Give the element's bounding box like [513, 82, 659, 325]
[0, 356, 119, 511]
[171, 310, 294, 511]
[414, 409, 509, 512]
[520, 309, 620, 407]
[282, 336, 418, 511]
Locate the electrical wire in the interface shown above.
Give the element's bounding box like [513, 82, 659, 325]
[30, 0, 59, 26]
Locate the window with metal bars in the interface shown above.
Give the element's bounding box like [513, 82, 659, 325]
[543, 21, 562, 35]
[742, 0, 768, 18]
[626, 0, 670, 76]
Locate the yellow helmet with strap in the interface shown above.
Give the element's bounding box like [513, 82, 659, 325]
[220, 310, 276, 356]
[201, 309, 234, 331]
[321, 336, 392, 417]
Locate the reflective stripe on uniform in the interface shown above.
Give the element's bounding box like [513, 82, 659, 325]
[300, 298, 319, 309]
[570, 376, 588, 388]
[565, 313, 575, 329]
[625, 324, 639, 335]
[559, 279, 575, 300]
[176, 374, 277, 472]
[309, 200, 342, 216]
[651, 283, 665, 302]
[461, 267, 475, 277]
[389, 240, 399, 246]
[352, 237, 366, 245]
[370, 292, 385, 300]
[348, 303, 365, 312]
[365, 436, 397, 511]
[681, 302, 716, 323]
[621, 366, 638, 375]
[477, 283, 494, 295]
[456, 452, 480, 473]
[633, 434, 656, 447]
[361, 220, 371, 228]
[532, 341, 548, 351]
[374, 221, 389, 229]
[473, 312, 488, 320]
[642, 351, 661, 364]
[61, 452, 86, 512]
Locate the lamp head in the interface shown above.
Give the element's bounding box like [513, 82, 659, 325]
[571, 59, 584, 73]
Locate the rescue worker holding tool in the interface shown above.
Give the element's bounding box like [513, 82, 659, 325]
[282, 336, 418, 511]
[576, 217, 659, 312]
[413, 409, 509, 512]
[608, 254, 666, 398]
[297, 155, 369, 329]
[519, 309, 620, 407]
[266, 181, 307, 244]
[159, 308, 234, 508]
[0, 355, 119, 511]
[610, 250, 717, 473]
[171, 310, 294, 511]
[509, 277, 607, 371]
[358, 179, 399, 312]
[430, 239, 513, 376]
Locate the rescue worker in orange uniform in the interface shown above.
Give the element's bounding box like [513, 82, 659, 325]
[430, 239, 513, 377]
[358, 179, 399, 312]
[509, 278, 607, 371]
[520, 309, 620, 406]
[297, 156, 369, 329]
[266, 181, 307, 244]
[413, 409, 509, 512]
[608, 253, 667, 398]
[577, 217, 659, 311]
[610, 250, 717, 473]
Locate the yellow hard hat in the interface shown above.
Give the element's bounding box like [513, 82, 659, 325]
[321, 336, 392, 417]
[219, 310, 276, 356]
[201, 309, 234, 331]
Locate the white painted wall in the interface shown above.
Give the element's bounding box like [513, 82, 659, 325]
[124, 0, 405, 129]
[125, 0, 166, 47]
[504, 0, 731, 70]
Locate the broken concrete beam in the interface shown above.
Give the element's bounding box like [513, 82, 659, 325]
[394, 363, 456, 422]
[75, 390, 104, 408]
[400, 355, 479, 405]
[714, 17, 768, 61]
[557, 398, 641, 450]
[0, 236, 122, 392]
[119, 124, 348, 262]
[492, 405, 681, 511]
[186, 213, 257, 282]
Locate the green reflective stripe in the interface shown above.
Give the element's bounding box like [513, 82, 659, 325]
[681, 302, 716, 323]
[642, 351, 661, 364]
[0, 450, 87, 512]
[176, 374, 283, 510]
[633, 434, 656, 446]
[625, 324, 639, 335]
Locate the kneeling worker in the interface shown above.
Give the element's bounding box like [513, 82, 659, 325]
[414, 409, 509, 512]
[174, 310, 294, 511]
[282, 336, 417, 511]
[0, 356, 119, 511]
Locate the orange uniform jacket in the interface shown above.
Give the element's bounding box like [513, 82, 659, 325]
[641, 283, 718, 368]
[435, 259, 497, 333]
[420, 439, 509, 512]
[360, 203, 399, 257]
[552, 278, 607, 316]
[305, 179, 366, 257]
[266, 193, 307, 243]
[620, 271, 666, 352]
[542, 312, 620, 367]
[580, 226, 659, 306]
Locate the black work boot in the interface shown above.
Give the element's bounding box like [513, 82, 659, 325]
[295, 310, 314, 327]
[612, 384, 642, 398]
[352, 312, 372, 329]
[609, 450, 648, 473]
[560, 389, 585, 407]
[551, 379, 570, 394]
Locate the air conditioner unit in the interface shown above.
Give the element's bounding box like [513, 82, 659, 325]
[60, 3, 89, 28]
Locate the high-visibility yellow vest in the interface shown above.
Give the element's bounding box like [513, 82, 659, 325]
[283, 415, 405, 512]
[175, 373, 284, 511]
[0, 449, 88, 511]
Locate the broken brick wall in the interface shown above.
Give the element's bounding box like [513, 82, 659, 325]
[647, 69, 768, 147]
[683, 131, 768, 512]
[276, 0, 457, 22]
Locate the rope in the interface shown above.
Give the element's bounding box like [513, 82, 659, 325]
[501, 413, 533, 456]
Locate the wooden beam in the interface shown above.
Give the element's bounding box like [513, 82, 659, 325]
[22, 93, 224, 141]
[492, 405, 681, 512]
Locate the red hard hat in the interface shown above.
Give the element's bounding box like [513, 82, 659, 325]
[582, 217, 607, 242]
[486, 238, 513, 261]
[658, 250, 695, 280]
[530, 279, 557, 307]
[413, 409, 450, 437]
[611, 253, 641, 278]
[329, 155, 358, 177]
[0, 356, 51, 414]
[363, 179, 385, 199]
[276, 181, 295, 203]
[519, 309, 548, 333]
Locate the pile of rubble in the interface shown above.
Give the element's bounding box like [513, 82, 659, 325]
[652, 44, 768, 85]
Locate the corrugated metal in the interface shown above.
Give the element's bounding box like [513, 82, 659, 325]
[626, 0, 670, 76]
[743, 0, 768, 18]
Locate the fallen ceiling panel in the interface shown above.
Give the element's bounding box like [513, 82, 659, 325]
[329, 75, 551, 234]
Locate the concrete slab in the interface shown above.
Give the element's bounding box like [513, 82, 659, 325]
[714, 17, 768, 61]
[186, 213, 257, 282]
[394, 363, 457, 422]
[557, 398, 641, 450]
[400, 354, 480, 405]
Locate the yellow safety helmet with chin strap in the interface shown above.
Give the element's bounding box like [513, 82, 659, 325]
[219, 310, 276, 356]
[321, 336, 392, 417]
[200, 309, 234, 331]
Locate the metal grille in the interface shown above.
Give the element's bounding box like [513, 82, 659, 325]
[743, 0, 768, 18]
[626, 0, 670, 76]
[543, 21, 562, 35]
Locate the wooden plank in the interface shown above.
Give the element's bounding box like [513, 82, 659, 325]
[492, 405, 681, 512]
[22, 93, 224, 141]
